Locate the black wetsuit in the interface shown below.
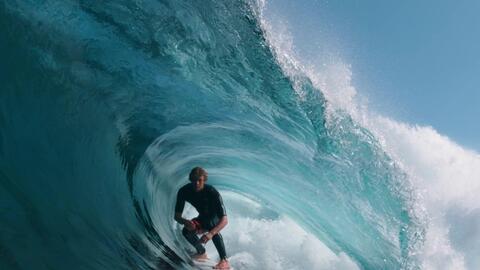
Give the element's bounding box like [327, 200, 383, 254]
[175, 183, 227, 259]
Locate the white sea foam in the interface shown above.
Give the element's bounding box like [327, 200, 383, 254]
[198, 192, 360, 270]
[224, 216, 359, 270]
[254, 1, 480, 269]
[367, 117, 480, 270]
[304, 50, 480, 270]
[298, 35, 480, 270]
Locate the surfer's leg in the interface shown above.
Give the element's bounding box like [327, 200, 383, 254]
[182, 227, 205, 254]
[211, 233, 227, 260]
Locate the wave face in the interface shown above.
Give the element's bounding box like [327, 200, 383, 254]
[0, 0, 422, 269]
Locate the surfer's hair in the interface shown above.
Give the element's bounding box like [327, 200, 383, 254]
[189, 167, 208, 182]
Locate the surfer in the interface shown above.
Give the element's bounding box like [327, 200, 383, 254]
[174, 167, 230, 270]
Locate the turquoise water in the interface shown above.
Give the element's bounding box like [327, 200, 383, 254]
[0, 0, 428, 269]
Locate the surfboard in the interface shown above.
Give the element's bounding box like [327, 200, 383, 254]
[193, 258, 215, 269]
[192, 258, 233, 270]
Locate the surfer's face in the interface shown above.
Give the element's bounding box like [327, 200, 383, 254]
[193, 175, 206, 192]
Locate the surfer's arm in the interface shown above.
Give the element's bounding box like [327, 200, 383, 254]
[174, 212, 196, 231]
[174, 189, 190, 226]
[200, 215, 228, 243]
[209, 215, 228, 236]
[202, 190, 228, 241]
[174, 212, 187, 225]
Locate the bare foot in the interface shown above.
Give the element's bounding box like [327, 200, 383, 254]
[192, 252, 208, 261]
[213, 259, 230, 269]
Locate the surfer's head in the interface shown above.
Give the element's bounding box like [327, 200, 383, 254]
[189, 167, 208, 192]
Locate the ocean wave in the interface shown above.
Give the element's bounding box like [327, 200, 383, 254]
[0, 0, 428, 269]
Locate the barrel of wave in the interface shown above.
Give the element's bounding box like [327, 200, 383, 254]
[134, 149, 360, 270]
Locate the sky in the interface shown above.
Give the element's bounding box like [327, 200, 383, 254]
[267, 0, 480, 151]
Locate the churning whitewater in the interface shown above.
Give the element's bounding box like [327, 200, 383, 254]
[1, 0, 479, 270]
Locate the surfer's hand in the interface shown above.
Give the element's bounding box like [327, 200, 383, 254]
[184, 220, 196, 231]
[200, 232, 213, 243]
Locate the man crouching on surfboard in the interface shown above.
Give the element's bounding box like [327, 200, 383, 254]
[174, 167, 230, 270]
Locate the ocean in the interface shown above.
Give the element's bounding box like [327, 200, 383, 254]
[1, 0, 479, 269]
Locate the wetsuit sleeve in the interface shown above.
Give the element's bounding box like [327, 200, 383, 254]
[214, 190, 227, 217]
[175, 188, 185, 213]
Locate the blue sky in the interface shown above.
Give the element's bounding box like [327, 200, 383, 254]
[268, 0, 480, 151]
